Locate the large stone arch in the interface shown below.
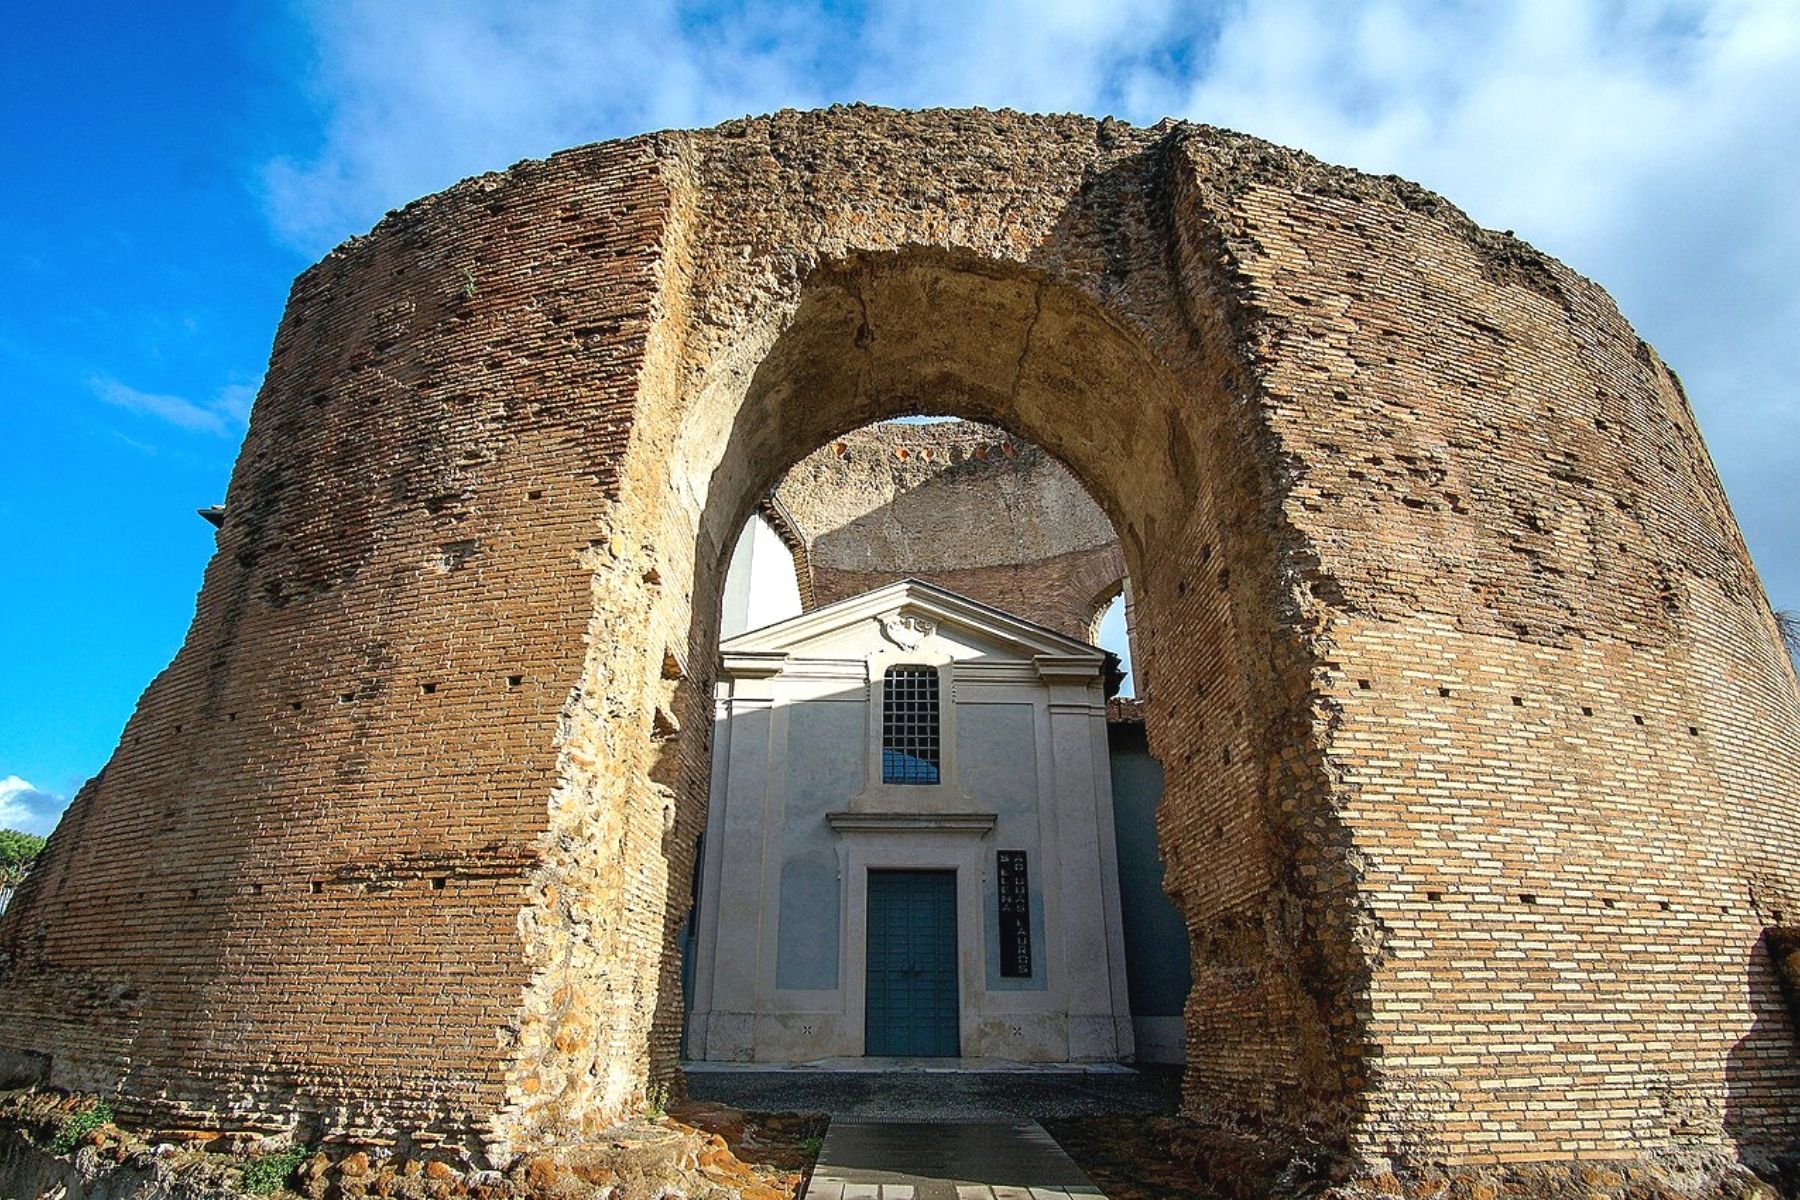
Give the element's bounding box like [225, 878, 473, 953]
[1, 108, 1796, 1177]
[665, 245, 1361, 1134]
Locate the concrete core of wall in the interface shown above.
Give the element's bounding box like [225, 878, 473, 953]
[772, 419, 1126, 641]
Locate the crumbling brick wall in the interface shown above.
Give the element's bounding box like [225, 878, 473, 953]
[0, 136, 676, 1158]
[772, 420, 1126, 640]
[1, 108, 1795, 1174]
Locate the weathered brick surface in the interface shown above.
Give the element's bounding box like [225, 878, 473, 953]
[0, 135, 674, 1155]
[772, 420, 1125, 639]
[0, 107, 1794, 1174]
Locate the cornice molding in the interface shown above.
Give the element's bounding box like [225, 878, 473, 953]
[720, 650, 788, 679]
[825, 811, 998, 834]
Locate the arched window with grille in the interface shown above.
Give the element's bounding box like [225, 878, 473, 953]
[881, 665, 941, 784]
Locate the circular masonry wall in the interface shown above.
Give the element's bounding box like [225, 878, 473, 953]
[0, 107, 1794, 1181]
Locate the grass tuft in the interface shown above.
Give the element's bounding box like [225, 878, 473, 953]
[241, 1145, 312, 1195]
[49, 1098, 113, 1155]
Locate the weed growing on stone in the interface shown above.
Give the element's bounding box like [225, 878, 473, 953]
[48, 1098, 112, 1155]
[240, 1145, 312, 1195]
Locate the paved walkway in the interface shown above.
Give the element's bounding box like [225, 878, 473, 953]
[685, 1059, 1172, 1121]
[806, 1120, 1104, 1199]
[694, 1056, 1136, 1074]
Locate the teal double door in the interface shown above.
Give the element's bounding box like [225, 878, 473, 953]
[864, 870, 960, 1057]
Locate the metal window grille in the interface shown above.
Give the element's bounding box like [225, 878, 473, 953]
[882, 666, 941, 784]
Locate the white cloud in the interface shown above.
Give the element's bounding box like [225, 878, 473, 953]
[91, 375, 260, 436]
[260, 1, 826, 252]
[842, 0, 1183, 114]
[259, 0, 1798, 609]
[0, 776, 65, 837]
[213, 381, 260, 425]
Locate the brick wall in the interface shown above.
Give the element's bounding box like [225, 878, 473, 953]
[773, 420, 1125, 639]
[0, 135, 675, 1156]
[1, 107, 1794, 1173]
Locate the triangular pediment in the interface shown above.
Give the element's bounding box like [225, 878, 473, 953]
[720, 578, 1108, 665]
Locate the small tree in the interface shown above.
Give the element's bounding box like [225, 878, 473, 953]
[0, 829, 46, 888]
[1778, 610, 1800, 664]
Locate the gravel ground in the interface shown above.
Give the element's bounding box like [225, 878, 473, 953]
[684, 1064, 1180, 1121]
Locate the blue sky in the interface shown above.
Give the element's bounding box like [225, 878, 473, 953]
[3, 0, 1797, 835]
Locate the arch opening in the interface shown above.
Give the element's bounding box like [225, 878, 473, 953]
[514, 247, 1379, 1154]
[1093, 590, 1134, 696]
[687, 415, 1175, 1075]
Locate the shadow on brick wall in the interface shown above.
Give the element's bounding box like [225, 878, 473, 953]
[1724, 930, 1800, 1191]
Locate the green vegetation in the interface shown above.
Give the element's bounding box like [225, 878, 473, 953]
[241, 1145, 312, 1195]
[798, 1135, 825, 1156]
[0, 828, 45, 886]
[645, 1081, 670, 1121]
[48, 1098, 113, 1155]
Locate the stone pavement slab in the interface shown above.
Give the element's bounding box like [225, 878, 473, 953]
[806, 1120, 1104, 1200]
[685, 1061, 1174, 1120]
[690, 1056, 1134, 1074]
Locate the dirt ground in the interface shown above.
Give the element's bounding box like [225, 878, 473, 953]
[1044, 1115, 1223, 1200]
[668, 1102, 830, 1198]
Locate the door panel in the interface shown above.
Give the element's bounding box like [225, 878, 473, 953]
[865, 870, 959, 1057]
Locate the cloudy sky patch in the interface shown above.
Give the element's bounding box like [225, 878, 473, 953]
[90, 376, 256, 437]
[0, 777, 64, 838]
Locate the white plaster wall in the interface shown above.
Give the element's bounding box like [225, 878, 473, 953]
[719, 516, 803, 639]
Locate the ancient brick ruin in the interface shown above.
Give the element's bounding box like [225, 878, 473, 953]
[1, 107, 1797, 1178]
[772, 420, 1125, 641]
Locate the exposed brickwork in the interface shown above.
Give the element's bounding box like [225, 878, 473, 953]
[772, 420, 1124, 639]
[1105, 697, 1146, 725]
[0, 107, 1794, 1179]
[0, 135, 675, 1157]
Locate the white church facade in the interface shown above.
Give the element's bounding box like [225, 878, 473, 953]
[684, 579, 1140, 1063]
